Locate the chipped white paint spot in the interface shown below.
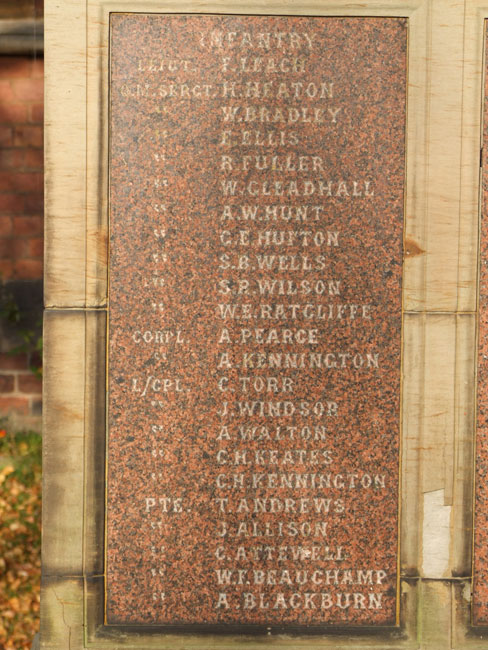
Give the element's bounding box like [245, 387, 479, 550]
[422, 489, 451, 578]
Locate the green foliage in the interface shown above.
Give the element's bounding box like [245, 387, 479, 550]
[0, 427, 42, 484]
[9, 326, 43, 379]
[0, 282, 43, 378]
[0, 423, 41, 648]
[0, 290, 20, 325]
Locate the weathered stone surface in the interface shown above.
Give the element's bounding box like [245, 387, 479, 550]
[474, 21, 488, 628]
[106, 14, 406, 627]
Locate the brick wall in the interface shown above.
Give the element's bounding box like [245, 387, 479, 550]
[0, 57, 43, 280]
[0, 55, 43, 430]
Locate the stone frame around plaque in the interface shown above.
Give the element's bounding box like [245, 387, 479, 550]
[464, 3, 488, 648]
[41, 0, 480, 648]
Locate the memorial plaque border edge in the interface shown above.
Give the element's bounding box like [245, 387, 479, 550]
[104, 9, 406, 632]
[41, 0, 483, 646]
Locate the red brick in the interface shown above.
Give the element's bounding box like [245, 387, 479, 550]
[23, 173, 43, 193]
[17, 373, 41, 394]
[24, 148, 43, 169]
[13, 78, 43, 102]
[9, 239, 30, 258]
[0, 172, 16, 191]
[32, 60, 43, 79]
[0, 59, 32, 80]
[0, 217, 12, 236]
[0, 193, 24, 215]
[0, 171, 42, 192]
[26, 173, 43, 193]
[28, 237, 43, 258]
[13, 216, 42, 235]
[0, 353, 28, 370]
[0, 127, 13, 146]
[0, 103, 28, 125]
[0, 80, 15, 103]
[25, 149, 44, 170]
[0, 261, 13, 279]
[0, 396, 29, 414]
[24, 149, 44, 171]
[0, 149, 25, 170]
[34, 1, 43, 18]
[0, 239, 13, 259]
[13, 259, 43, 279]
[0, 375, 14, 392]
[23, 194, 43, 214]
[30, 103, 43, 124]
[13, 125, 42, 148]
[0, 238, 24, 259]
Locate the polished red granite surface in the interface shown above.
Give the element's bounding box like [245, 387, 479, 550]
[106, 14, 406, 628]
[474, 23, 488, 628]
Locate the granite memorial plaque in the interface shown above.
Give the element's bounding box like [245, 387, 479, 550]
[474, 21, 488, 628]
[106, 14, 406, 628]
